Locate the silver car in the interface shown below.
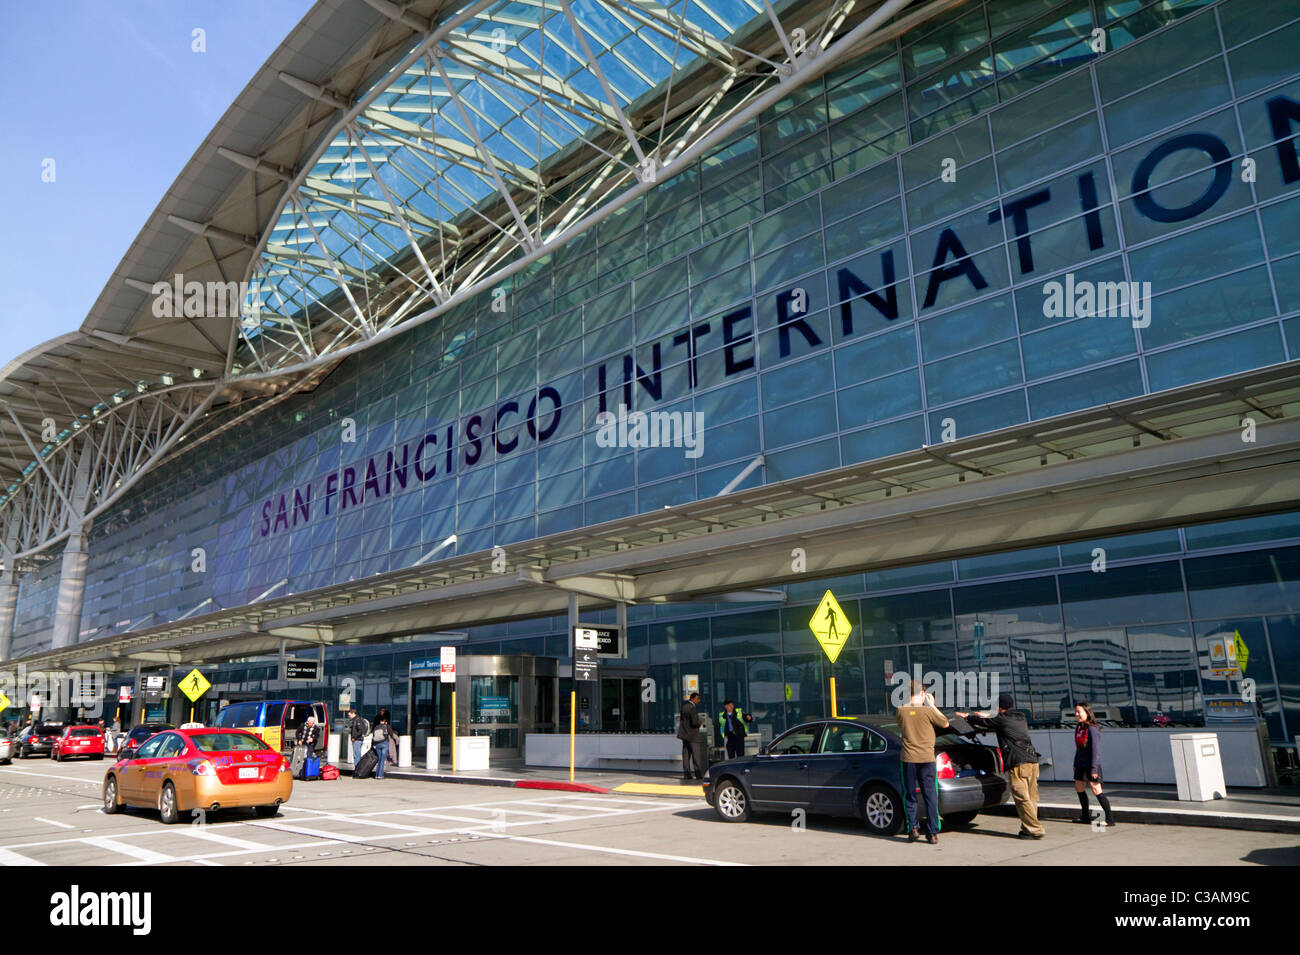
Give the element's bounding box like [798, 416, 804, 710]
[0, 736, 15, 764]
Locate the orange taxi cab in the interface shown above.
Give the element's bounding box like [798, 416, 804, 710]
[103, 727, 293, 823]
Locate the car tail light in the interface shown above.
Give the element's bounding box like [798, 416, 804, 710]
[278, 757, 291, 774]
[188, 759, 216, 777]
[935, 752, 957, 780]
[995, 748, 1005, 773]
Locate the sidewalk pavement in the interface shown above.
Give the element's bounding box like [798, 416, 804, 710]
[331, 758, 1300, 833]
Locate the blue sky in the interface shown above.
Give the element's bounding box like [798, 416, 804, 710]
[0, 0, 314, 362]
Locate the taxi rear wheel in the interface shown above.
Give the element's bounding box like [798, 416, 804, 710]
[103, 776, 123, 814]
[159, 782, 181, 825]
[713, 779, 751, 823]
[860, 784, 904, 836]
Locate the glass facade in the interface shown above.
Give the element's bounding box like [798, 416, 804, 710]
[9, 0, 1300, 747]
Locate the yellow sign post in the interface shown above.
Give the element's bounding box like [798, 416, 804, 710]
[569, 690, 577, 782]
[809, 590, 852, 717]
[179, 667, 211, 722]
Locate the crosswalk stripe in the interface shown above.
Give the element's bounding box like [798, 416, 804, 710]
[177, 828, 268, 851]
[0, 847, 45, 866]
[83, 836, 173, 864]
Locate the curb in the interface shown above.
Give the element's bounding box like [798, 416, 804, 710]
[988, 802, 1300, 835]
[337, 766, 609, 793]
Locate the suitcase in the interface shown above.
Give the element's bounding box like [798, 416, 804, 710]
[320, 764, 339, 780]
[353, 748, 379, 779]
[304, 756, 321, 780]
[290, 745, 307, 777]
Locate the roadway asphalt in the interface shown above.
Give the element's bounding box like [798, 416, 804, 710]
[1, 755, 1296, 866]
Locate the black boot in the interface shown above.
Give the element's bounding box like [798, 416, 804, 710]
[1096, 793, 1115, 827]
[1076, 790, 1090, 824]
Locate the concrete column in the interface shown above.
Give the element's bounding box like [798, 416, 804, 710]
[50, 443, 93, 651]
[50, 519, 91, 649]
[0, 567, 19, 662]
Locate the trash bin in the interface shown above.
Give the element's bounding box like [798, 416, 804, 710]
[425, 736, 440, 771]
[398, 734, 413, 768]
[1170, 732, 1226, 801]
[327, 732, 341, 765]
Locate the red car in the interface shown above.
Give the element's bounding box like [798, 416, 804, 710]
[52, 725, 106, 761]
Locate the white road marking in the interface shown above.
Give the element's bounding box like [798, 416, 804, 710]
[83, 836, 173, 864]
[178, 828, 269, 851]
[34, 817, 73, 829]
[0, 847, 45, 865]
[476, 831, 745, 865]
[2, 768, 101, 785]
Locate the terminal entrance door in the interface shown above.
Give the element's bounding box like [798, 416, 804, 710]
[600, 676, 645, 732]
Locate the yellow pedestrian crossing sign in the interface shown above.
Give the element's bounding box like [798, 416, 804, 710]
[1234, 630, 1249, 673]
[179, 668, 210, 702]
[809, 590, 851, 663]
[0, 693, 8, 713]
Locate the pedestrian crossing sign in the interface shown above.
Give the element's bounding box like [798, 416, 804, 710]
[809, 590, 851, 663]
[0, 693, 8, 713]
[179, 668, 211, 702]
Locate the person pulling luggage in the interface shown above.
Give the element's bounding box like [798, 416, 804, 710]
[296, 715, 320, 780]
[347, 707, 369, 765]
[371, 710, 393, 780]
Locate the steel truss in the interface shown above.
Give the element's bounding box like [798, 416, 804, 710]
[0, 0, 933, 573]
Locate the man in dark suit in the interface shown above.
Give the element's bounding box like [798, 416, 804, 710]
[677, 692, 707, 780]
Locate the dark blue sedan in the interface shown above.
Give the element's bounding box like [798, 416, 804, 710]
[703, 716, 1009, 835]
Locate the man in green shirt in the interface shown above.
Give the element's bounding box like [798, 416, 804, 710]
[896, 681, 949, 844]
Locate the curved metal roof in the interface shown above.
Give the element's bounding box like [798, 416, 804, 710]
[0, 0, 934, 562]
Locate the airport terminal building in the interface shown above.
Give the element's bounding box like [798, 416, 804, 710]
[1, 0, 1298, 783]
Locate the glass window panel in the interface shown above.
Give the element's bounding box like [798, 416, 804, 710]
[836, 370, 923, 430]
[920, 293, 1017, 362]
[1028, 359, 1144, 417]
[860, 589, 954, 646]
[1060, 561, 1187, 628]
[1066, 628, 1136, 723]
[1144, 324, 1282, 393]
[1096, 7, 1219, 103]
[953, 574, 1061, 638]
[1022, 314, 1137, 380]
[1184, 513, 1300, 551]
[1195, 617, 1283, 740]
[840, 414, 926, 464]
[1127, 623, 1202, 726]
[956, 547, 1061, 581]
[1265, 614, 1300, 743]
[833, 324, 917, 384]
[763, 435, 840, 480]
[1105, 58, 1230, 149]
[924, 339, 1024, 406]
[1008, 631, 1070, 723]
[1185, 546, 1300, 618]
[928, 388, 1028, 438]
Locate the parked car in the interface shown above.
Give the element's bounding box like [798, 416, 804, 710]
[52, 725, 106, 761]
[0, 734, 15, 764]
[15, 722, 65, 759]
[103, 728, 293, 823]
[703, 716, 1008, 835]
[119, 722, 175, 757]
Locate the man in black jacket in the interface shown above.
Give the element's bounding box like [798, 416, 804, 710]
[677, 693, 707, 781]
[957, 693, 1044, 839]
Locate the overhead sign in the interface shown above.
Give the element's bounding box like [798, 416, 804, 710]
[575, 629, 599, 682]
[440, 646, 456, 684]
[480, 695, 511, 712]
[179, 668, 211, 703]
[284, 659, 320, 681]
[574, 624, 622, 658]
[682, 674, 699, 695]
[1204, 696, 1256, 723]
[809, 590, 851, 663]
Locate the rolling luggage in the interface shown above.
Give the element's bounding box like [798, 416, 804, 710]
[290, 744, 307, 778]
[303, 755, 321, 780]
[320, 764, 339, 780]
[353, 748, 379, 779]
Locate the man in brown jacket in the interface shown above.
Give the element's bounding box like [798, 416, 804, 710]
[896, 680, 949, 844]
[958, 693, 1044, 839]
